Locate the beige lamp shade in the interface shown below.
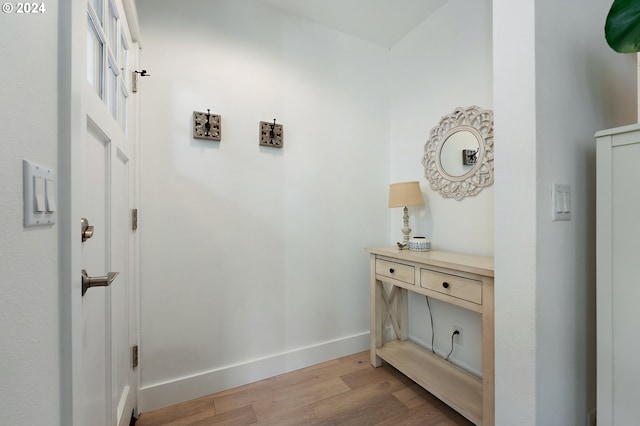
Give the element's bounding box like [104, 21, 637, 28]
[388, 181, 424, 208]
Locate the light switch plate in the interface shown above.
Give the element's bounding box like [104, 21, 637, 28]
[551, 183, 571, 221]
[23, 159, 56, 227]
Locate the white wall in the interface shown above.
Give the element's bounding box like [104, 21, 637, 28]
[493, 0, 538, 422]
[494, 0, 636, 424]
[534, 0, 635, 424]
[136, 0, 389, 411]
[0, 5, 61, 425]
[389, 0, 493, 376]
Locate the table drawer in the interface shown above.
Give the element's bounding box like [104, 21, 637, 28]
[376, 259, 415, 284]
[420, 268, 482, 304]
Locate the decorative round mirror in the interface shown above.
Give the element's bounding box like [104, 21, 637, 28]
[422, 106, 494, 200]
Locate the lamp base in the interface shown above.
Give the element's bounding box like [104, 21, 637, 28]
[400, 206, 412, 245]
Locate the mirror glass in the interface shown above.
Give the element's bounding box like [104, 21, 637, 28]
[439, 130, 479, 177]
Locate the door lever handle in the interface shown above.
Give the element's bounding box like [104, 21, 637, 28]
[82, 269, 119, 296]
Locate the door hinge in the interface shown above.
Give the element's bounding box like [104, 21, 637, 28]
[132, 345, 139, 369]
[132, 71, 139, 93]
[132, 208, 138, 231]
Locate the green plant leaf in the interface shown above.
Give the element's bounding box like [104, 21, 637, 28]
[606, 0, 640, 53]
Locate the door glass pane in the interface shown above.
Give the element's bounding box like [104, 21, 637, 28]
[107, 0, 117, 56]
[107, 56, 118, 119]
[90, 0, 103, 25]
[87, 19, 103, 98]
[119, 32, 129, 90]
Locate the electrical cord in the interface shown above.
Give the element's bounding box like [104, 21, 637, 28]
[445, 330, 460, 361]
[425, 295, 460, 362]
[425, 296, 435, 354]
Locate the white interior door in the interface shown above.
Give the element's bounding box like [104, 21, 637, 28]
[111, 132, 137, 425]
[70, 1, 139, 424]
[80, 118, 113, 423]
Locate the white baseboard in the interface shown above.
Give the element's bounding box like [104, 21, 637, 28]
[138, 331, 370, 413]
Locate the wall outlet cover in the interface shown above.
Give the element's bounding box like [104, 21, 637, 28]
[453, 325, 463, 345]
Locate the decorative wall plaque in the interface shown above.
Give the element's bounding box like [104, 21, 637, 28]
[259, 119, 283, 148]
[193, 110, 221, 141]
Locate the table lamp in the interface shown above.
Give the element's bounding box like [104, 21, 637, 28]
[388, 181, 424, 247]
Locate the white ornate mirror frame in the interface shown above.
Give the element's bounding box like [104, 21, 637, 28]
[422, 105, 494, 200]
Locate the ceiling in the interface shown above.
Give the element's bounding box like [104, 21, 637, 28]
[257, 0, 446, 48]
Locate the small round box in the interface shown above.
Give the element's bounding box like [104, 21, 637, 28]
[408, 237, 431, 252]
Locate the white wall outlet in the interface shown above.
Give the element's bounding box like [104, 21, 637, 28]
[453, 325, 463, 345]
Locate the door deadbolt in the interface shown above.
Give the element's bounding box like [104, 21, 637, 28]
[81, 217, 94, 242]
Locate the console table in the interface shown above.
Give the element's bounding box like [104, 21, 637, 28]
[367, 247, 494, 425]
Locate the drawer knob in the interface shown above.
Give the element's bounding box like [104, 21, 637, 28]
[442, 282, 450, 289]
[389, 268, 395, 273]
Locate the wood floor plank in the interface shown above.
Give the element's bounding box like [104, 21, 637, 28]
[317, 391, 408, 425]
[135, 394, 216, 425]
[214, 353, 369, 415]
[137, 404, 256, 426]
[251, 376, 351, 422]
[251, 404, 318, 425]
[310, 371, 409, 419]
[376, 401, 473, 426]
[193, 405, 257, 426]
[375, 406, 451, 426]
[393, 386, 430, 409]
[340, 360, 413, 390]
[210, 358, 342, 401]
[215, 375, 350, 416]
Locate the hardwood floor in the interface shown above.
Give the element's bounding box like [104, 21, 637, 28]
[135, 351, 474, 426]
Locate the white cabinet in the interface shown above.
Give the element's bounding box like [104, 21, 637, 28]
[596, 124, 640, 425]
